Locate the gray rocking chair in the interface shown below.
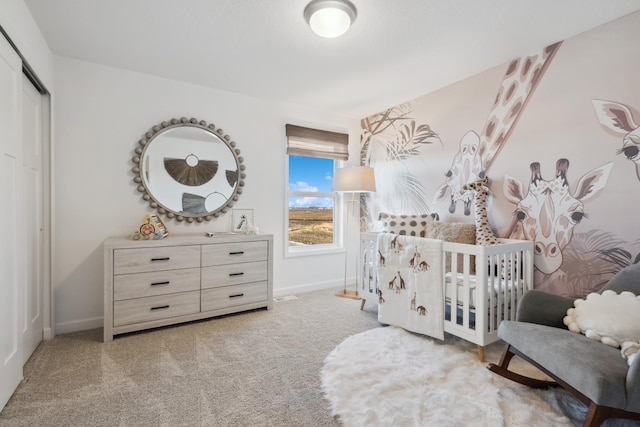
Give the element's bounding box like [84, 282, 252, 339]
[487, 262, 640, 427]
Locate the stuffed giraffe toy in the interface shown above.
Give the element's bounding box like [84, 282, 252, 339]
[462, 177, 498, 246]
[464, 177, 519, 282]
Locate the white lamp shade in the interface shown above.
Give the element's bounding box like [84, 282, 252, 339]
[304, 0, 357, 39]
[332, 166, 376, 193]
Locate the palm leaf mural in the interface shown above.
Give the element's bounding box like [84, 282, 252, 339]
[597, 247, 633, 270]
[386, 121, 439, 160]
[397, 173, 431, 212]
[358, 193, 374, 231]
[360, 103, 441, 227]
[361, 105, 411, 150]
[361, 104, 415, 165]
[559, 229, 635, 297]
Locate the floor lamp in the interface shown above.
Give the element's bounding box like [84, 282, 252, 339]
[332, 166, 376, 299]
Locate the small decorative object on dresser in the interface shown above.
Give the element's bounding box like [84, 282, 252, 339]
[131, 214, 168, 240]
[231, 209, 254, 233]
[103, 233, 273, 342]
[246, 223, 259, 235]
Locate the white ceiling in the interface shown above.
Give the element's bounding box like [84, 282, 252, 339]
[24, 0, 640, 118]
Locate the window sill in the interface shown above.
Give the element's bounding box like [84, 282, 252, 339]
[285, 244, 345, 258]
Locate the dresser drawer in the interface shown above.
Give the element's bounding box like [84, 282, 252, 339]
[201, 261, 268, 289]
[113, 291, 200, 327]
[201, 282, 268, 312]
[113, 245, 200, 275]
[114, 268, 200, 301]
[201, 241, 267, 266]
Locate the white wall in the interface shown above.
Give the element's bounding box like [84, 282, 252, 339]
[53, 56, 361, 333]
[0, 0, 53, 89]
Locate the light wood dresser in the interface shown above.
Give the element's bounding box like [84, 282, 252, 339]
[103, 233, 273, 342]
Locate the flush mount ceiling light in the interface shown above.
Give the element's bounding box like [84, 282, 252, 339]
[304, 0, 357, 38]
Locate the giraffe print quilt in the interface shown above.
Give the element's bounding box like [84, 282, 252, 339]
[376, 233, 444, 340]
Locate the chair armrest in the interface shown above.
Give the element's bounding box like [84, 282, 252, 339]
[516, 290, 575, 329]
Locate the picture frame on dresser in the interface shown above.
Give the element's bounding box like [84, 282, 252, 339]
[231, 209, 253, 233]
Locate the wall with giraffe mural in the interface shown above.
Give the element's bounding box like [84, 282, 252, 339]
[360, 11, 640, 297]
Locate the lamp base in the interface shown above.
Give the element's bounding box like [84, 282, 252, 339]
[335, 289, 360, 300]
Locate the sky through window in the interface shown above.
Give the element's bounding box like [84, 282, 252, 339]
[289, 155, 333, 208]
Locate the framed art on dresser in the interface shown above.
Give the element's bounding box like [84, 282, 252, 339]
[231, 209, 254, 233]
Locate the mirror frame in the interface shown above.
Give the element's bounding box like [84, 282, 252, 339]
[132, 117, 245, 223]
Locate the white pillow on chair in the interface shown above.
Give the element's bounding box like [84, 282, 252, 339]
[564, 290, 640, 349]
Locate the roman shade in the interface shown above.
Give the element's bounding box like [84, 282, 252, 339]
[285, 124, 349, 160]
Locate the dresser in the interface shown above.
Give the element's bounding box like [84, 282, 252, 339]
[103, 233, 273, 342]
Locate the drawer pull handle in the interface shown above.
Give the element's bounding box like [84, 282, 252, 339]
[150, 281, 170, 286]
[229, 293, 244, 298]
[229, 272, 244, 277]
[229, 251, 244, 255]
[150, 305, 170, 311]
[151, 257, 170, 262]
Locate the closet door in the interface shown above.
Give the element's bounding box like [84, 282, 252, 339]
[0, 34, 24, 408]
[22, 74, 44, 362]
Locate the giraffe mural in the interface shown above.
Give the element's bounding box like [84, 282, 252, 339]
[503, 159, 612, 293]
[429, 42, 618, 288]
[434, 42, 563, 214]
[437, 131, 485, 216]
[593, 100, 640, 180]
[359, 14, 640, 296]
[383, 43, 614, 286]
[365, 43, 566, 283]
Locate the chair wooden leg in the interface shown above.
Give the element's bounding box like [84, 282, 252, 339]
[498, 344, 516, 368]
[486, 344, 557, 389]
[583, 402, 611, 427]
[359, 298, 366, 310]
[477, 345, 484, 362]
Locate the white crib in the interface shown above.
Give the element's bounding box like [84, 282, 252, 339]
[359, 232, 534, 361]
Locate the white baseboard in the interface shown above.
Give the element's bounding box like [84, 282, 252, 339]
[43, 327, 53, 340]
[273, 276, 356, 298]
[55, 316, 103, 335]
[52, 278, 358, 334]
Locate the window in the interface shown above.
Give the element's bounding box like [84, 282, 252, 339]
[288, 155, 337, 247]
[285, 124, 349, 254]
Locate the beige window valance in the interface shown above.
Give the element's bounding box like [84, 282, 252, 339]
[285, 124, 349, 160]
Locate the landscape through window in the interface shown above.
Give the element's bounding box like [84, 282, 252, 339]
[288, 155, 337, 246]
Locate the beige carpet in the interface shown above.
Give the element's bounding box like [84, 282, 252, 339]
[0, 288, 569, 426]
[0, 289, 381, 426]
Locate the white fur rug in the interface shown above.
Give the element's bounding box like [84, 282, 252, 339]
[321, 327, 638, 427]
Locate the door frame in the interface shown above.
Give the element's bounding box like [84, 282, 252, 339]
[41, 91, 53, 340]
[0, 16, 53, 413]
[0, 22, 53, 341]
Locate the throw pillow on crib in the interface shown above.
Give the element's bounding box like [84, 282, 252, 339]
[425, 222, 476, 245]
[425, 222, 476, 274]
[563, 290, 640, 366]
[378, 212, 437, 237]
